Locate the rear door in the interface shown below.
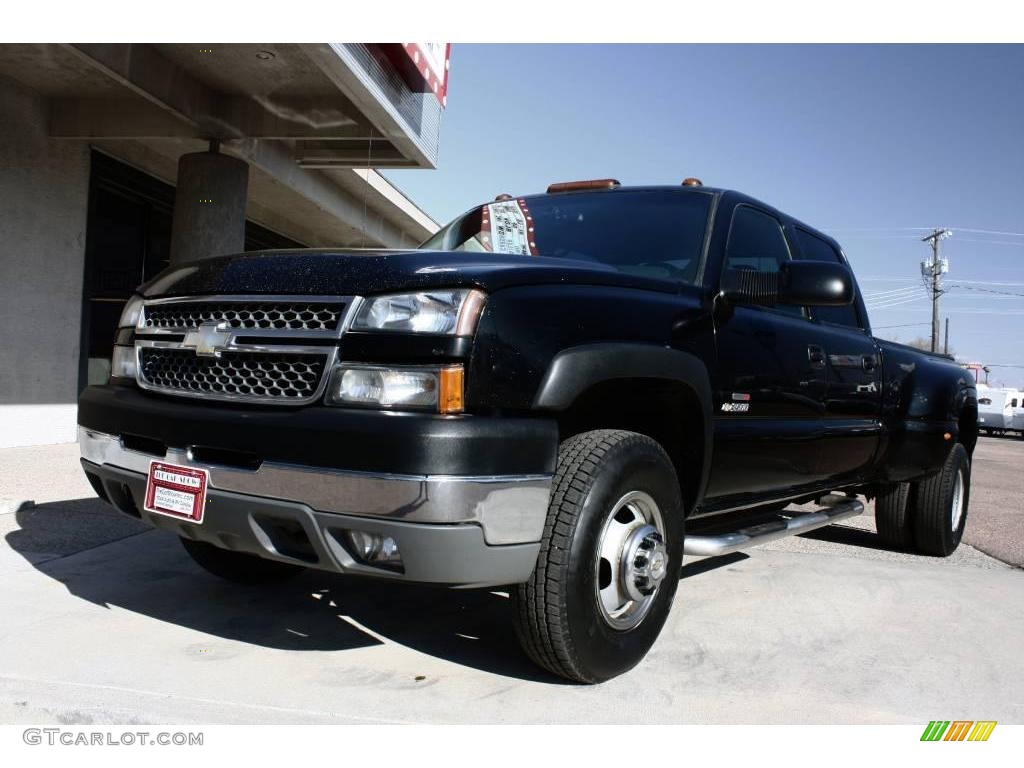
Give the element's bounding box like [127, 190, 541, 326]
[793, 228, 883, 479]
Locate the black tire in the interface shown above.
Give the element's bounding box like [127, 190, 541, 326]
[511, 430, 684, 683]
[910, 443, 970, 557]
[874, 481, 915, 550]
[180, 537, 306, 584]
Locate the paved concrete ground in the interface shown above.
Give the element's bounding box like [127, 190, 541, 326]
[961, 434, 1024, 566]
[0, 439, 1021, 724]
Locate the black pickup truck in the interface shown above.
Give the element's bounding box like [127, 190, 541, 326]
[78, 180, 978, 683]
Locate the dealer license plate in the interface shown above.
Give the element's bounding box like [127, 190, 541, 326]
[144, 461, 209, 523]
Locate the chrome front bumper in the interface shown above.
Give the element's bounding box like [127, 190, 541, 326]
[79, 427, 551, 587]
[80, 427, 551, 546]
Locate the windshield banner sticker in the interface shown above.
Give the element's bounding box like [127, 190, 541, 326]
[482, 199, 538, 256]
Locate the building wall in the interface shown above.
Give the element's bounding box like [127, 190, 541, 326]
[0, 77, 90, 447]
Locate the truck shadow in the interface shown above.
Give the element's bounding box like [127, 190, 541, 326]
[6, 498, 573, 683]
[796, 523, 892, 551]
[10, 499, 872, 683]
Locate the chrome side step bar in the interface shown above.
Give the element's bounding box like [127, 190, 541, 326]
[683, 494, 864, 557]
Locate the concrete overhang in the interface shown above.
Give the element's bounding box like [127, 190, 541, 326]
[0, 43, 440, 247]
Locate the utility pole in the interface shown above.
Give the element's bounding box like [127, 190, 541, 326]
[921, 228, 953, 353]
[944, 317, 949, 355]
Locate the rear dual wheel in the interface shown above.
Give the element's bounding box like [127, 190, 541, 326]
[512, 430, 684, 683]
[874, 443, 970, 557]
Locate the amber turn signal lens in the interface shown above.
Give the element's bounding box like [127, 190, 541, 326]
[546, 178, 621, 194]
[439, 365, 464, 414]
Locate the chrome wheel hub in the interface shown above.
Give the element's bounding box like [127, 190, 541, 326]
[623, 525, 668, 602]
[951, 467, 965, 531]
[595, 490, 667, 631]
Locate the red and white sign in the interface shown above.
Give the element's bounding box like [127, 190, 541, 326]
[480, 199, 539, 256]
[401, 43, 451, 107]
[144, 461, 209, 523]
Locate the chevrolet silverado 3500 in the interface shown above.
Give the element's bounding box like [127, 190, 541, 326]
[78, 180, 978, 682]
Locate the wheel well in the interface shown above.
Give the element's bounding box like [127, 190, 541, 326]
[959, 402, 979, 457]
[554, 378, 705, 514]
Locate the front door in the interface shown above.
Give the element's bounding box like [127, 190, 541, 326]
[704, 204, 834, 504]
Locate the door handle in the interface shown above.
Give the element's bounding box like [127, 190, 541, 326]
[807, 345, 826, 368]
[862, 355, 878, 372]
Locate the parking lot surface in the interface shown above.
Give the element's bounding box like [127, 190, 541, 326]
[1, 438, 1021, 724]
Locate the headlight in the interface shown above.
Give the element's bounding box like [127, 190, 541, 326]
[326, 364, 464, 413]
[118, 294, 145, 329]
[352, 289, 486, 335]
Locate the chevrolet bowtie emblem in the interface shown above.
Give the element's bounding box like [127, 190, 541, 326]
[184, 321, 233, 357]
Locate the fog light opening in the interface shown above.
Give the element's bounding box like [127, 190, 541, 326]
[341, 530, 404, 572]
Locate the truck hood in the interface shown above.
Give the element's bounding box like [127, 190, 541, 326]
[140, 249, 683, 298]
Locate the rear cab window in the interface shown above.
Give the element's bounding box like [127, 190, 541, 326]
[795, 228, 862, 329]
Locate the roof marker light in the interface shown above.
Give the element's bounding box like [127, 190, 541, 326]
[682, 178, 703, 187]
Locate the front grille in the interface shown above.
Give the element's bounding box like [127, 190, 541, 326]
[139, 348, 328, 401]
[143, 301, 344, 331]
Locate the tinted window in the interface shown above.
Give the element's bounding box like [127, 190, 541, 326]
[724, 206, 802, 317]
[796, 229, 861, 328]
[421, 190, 712, 283]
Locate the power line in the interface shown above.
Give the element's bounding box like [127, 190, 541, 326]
[874, 322, 931, 330]
[947, 284, 1024, 299]
[861, 277, 1024, 286]
[866, 290, 924, 303]
[825, 226, 1024, 238]
[948, 238, 1024, 248]
[868, 290, 926, 303]
[946, 227, 1024, 238]
[869, 295, 925, 306]
[869, 300, 928, 311]
[949, 279, 1024, 287]
[822, 227, 932, 233]
[835, 234, 927, 241]
[868, 292, 928, 309]
[866, 285, 922, 297]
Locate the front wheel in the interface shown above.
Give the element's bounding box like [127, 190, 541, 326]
[512, 430, 684, 683]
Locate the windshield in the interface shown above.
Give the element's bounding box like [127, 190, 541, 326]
[420, 190, 713, 283]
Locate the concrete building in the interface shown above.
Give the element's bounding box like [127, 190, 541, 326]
[0, 43, 446, 448]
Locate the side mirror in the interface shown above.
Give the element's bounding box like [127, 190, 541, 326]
[720, 260, 854, 307]
[780, 260, 855, 306]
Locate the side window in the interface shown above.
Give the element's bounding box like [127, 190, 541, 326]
[724, 206, 802, 317]
[796, 229, 862, 329]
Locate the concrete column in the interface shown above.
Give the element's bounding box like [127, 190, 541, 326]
[169, 147, 249, 264]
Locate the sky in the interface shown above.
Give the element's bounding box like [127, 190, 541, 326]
[384, 44, 1024, 386]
